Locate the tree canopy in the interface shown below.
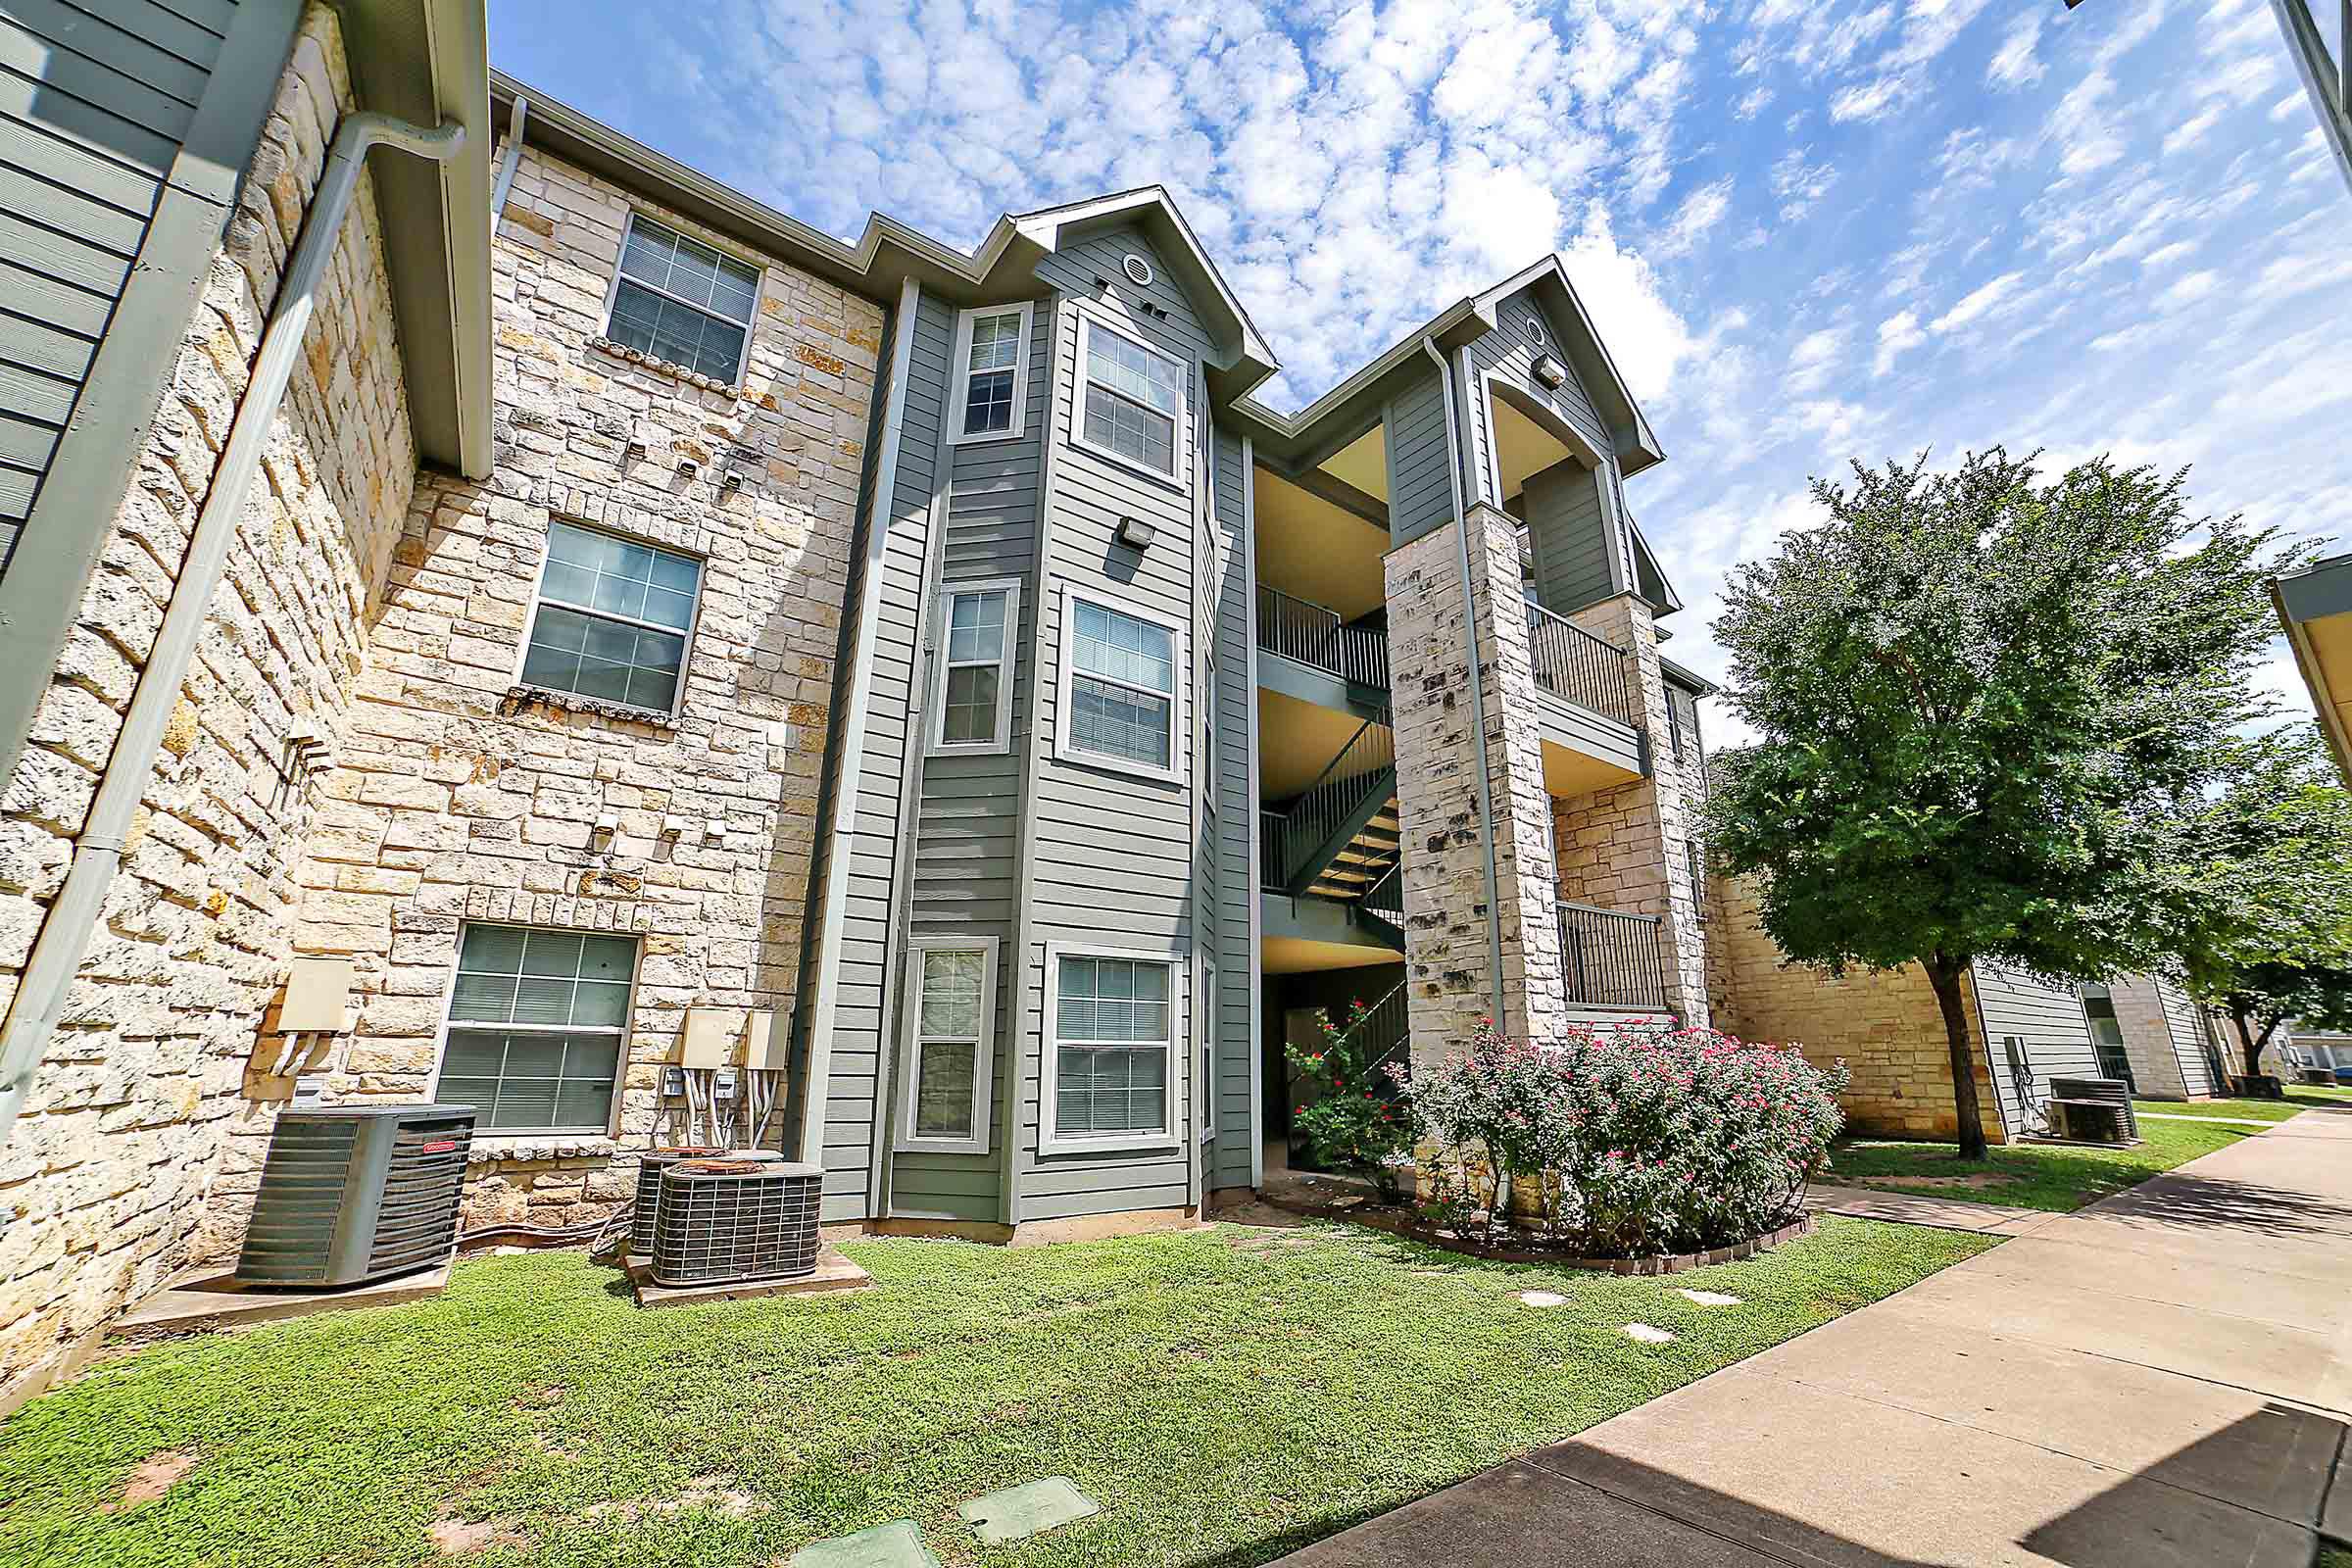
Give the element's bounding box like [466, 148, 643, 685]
[2175, 732, 2352, 1077]
[1704, 448, 2300, 1155]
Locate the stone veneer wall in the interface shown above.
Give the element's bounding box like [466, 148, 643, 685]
[1558, 593, 1710, 1028]
[1385, 502, 1567, 1059]
[274, 144, 881, 1229]
[0, 9, 414, 1405]
[2107, 974, 2190, 1100]
[1706, 872, 2009, 1143]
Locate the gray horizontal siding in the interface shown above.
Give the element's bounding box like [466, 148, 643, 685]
[1522, 456, 1612, 613]
[0, 0, 239, 548]
[890, 296, 1052, 1223]
[2158, 977, 2221, 1098]
[1208, 427, 1253, 1189]
[1013, 225, 1203, 1224]
[1972, 960, 2098, 1139]
[818, 287, 954, 1220]
[1384, 371, 1451, 547]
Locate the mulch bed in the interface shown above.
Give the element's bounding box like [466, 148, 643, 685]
[1258, 1190, 1816, 1276]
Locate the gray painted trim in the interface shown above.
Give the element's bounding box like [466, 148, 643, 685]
[999, 296, 1067, 1226]
[794, 277, 918, 1165]
[1426, 337, 1507, 1030]
[2276, 553, 2352, 622]
[867, 314, 962, 1215]
[1241, 432, 1264, 1190]
[0, 0, 302, 789]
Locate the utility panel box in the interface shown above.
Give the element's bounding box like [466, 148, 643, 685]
[235, 1105, 475, 1288]
[278, 956, 354, 1033]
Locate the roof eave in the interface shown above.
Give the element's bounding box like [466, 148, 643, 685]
[345, 0, 496, 479]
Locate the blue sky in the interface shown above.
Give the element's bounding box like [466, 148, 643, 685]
[490, 0, 2352, 741]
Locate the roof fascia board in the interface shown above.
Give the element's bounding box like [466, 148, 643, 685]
[347, 0, 497, 478]
[1218, 297, 1489, 459]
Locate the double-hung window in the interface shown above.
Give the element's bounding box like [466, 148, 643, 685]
[1057, 591, 1180, 782]
[897, 937, 996, 1153]
[930, 579, 1019, 753]
[607, 214, 761, 384]
[521, 520, 703, 715]
[951, 303, 1032, 442]
[1076, 318, 1184, 480]
[1044, 945, 1179, 1152]
[436, 925, 636, 1134]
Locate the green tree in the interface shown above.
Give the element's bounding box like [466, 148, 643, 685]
[1704, 450, 2293, 1157]
[2176, 734, 2352, 1081]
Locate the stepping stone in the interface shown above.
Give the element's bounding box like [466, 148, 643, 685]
[1676, 1289, 1741, 1306]
[1622, 1322, 1676, 1344]
[957, 1478, 1100, 1544]
[1517, 1290, 1567, 1307]
[789, 1520, 941, 1567]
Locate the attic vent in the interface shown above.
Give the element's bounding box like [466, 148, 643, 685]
[1121, 253, 1153, 287]
[1522, 316, 1546, 347]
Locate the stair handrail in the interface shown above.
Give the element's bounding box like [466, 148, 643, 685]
[1334, 978, 1412, 1077]
[1274, 711, 1396, 886]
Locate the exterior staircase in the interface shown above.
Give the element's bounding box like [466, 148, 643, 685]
[1264, 713, 1404, 953]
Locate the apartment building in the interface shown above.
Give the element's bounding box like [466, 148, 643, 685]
[0, 0, 1716, 1401]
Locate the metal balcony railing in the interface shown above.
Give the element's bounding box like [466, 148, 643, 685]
[1527, 602, 1635, 725]
[1557, 901, 1670, 1011]
[1258, 584, 1389, 690]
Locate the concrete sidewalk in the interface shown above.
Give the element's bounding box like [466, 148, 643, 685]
[1278, 1107, 2352, 1568]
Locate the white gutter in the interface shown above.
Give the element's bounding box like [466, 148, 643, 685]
[488, 93, 527, 225]
[1420, 336, 1508, 1032]
[0, 112, 466, 1147]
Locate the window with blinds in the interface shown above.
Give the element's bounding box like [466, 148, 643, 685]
[436, 925, 637, 1133]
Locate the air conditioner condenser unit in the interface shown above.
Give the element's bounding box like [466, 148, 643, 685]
[235, 1105, 475, 1288]
[649, 1158, 823, 1289]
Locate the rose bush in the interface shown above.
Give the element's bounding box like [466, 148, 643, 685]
[1395, 1017, 1848, 1255]
[1284, 997, 1413, 1199]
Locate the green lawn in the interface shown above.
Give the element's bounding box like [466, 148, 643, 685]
[0, 1218, 1987, 1568]
[1826, 1116, 2260, 1212]
[2134, 1088, 2352, 1124]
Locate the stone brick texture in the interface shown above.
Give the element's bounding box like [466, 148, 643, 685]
[2106, 972, 2192, 1100]
[1556, 591, 1711, 1030]
[0, 8, 878, 1403]
[1385, 506, 1568, 1064]
[1705, 872, 2010, 1144]
[0, 9, 413, 1403]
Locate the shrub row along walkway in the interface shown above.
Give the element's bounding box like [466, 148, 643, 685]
[1277, 1105, 2352, 1567]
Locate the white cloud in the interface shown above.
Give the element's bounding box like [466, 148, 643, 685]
[1769, 147, 1838, 219]
[1873, 310, 1925, 375]
[1558, 203, 1697, 406]
[1788, 326, 1847, 392]
[1930, 270, 2025, 332]
[1987, 13, 2045, 88]
[1734, 84, 1773, 120]
[2162, 106, 2225, 156]
[1654, 175, 1735, 257]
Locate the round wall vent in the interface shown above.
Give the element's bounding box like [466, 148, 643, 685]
[1522, 316, 1546, 347]
[1122, 253, 1153, 287]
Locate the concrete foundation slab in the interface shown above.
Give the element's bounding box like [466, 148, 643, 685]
[109, 1260, 452, 1338]
[632, 1248, 872, 1309]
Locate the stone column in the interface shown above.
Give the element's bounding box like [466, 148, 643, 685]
[1559, 592, 1712, 1028]
[1385, 502, 1566, 1066]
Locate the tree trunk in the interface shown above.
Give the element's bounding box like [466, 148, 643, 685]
[1924, 953, 1988, 1161]
[2231, 1008, 2262, 1082]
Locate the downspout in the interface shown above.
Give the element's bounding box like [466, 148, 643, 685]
[0, 113, 466, 1148]
[1418, 336, 1507, 1033]
[489, 94, 528, 226]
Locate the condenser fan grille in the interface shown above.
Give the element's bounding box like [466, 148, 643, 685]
[650, 1161, 822, 1287]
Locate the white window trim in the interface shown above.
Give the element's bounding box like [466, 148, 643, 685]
[927, 576, 1021, 756]
[423, 922, 641, 1139]
[948, 301, 1034, 445]
[1053, 583, 1186, 786]
[1040, 939, 1184, 1156]
[514, 516, 708, 722]
[1072, 315, 1189, 487]
[1200, 956, 1218, 1144]
[895, 935, 999, 1155]
[601, 212, 764, 393]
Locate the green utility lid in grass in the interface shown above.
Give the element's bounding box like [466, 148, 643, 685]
[957, 1477, 1102, 1544]
[787, 1520, 941, 1567]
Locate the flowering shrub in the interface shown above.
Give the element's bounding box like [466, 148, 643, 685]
[1396, 1017, 1848, 1255]
[1285, 998, 1413, 1199]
